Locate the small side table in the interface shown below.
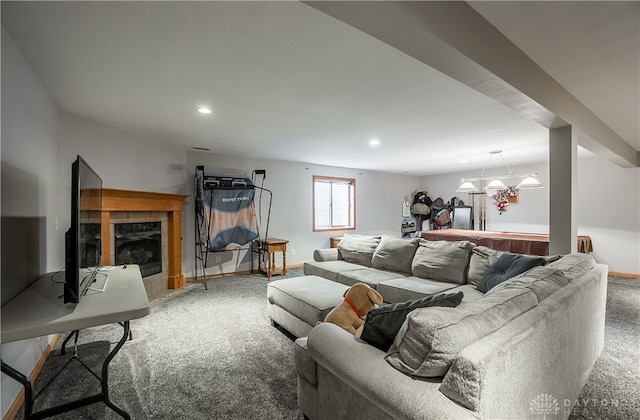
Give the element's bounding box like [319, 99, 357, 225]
[258, 238, 289, 278]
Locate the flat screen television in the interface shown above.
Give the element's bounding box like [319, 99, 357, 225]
[64, 155, 103, 303]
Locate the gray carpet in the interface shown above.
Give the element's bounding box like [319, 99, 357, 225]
[22, 271, 639, 419]
[24, 269, 305, 420]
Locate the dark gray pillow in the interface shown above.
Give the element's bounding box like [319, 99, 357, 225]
[477, 253, 546, 293]
[360, 292, 464, 351]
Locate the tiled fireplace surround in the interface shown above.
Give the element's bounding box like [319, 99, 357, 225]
[101, 188, 187, 300]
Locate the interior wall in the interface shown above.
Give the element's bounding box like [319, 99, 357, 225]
[576, 156, 640, 274]
[57, 111, 189, 195]
[421, 157, 640, 274]
[1, 26, 59, 417]
[185, 152, 421, 277]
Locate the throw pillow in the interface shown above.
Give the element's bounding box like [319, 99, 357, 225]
[476, 253, 546, 293]
[371, 235, 420, 275]
[337, 234, 381, 267]
[360, 292, 464, 352]
[411, 240, 475, 284]
[467, 246, 504, 286]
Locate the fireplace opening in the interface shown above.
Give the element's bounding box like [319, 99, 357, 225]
[80, 223, 101, 267]
[115, 222, 162, 278]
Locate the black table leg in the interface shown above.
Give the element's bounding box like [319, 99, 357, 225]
[1, 361, 33, 419]
[1, 321, 133, 419]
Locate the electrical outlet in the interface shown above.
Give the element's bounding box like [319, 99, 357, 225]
[291, 248, 296, 256]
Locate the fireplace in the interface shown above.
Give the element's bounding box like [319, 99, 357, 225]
[100, 188, 187, 301]
[114, 222, 162, 278]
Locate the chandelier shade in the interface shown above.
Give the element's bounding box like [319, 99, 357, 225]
[483, 179, 508, 190]
[456, 181, 480, 193]
[516, 176, 544, 189]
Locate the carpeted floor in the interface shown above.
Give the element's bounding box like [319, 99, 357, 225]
[21, 270, 639, 419]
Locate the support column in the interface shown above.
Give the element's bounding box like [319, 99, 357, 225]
[549, 126, 578, 254]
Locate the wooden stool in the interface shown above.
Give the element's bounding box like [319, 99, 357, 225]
[258, 238, 289, 278]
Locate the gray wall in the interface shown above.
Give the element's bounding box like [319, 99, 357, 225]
[1, 27, 60, 415]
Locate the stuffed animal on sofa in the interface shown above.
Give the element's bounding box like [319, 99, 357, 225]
[324, 282, 383, 336]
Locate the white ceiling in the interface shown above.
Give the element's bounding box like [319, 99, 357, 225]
[2, 1, 638, 176]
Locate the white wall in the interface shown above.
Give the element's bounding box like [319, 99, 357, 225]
[422, 157, 640, 274]
[576, 156, 640, 274]
[185, 152, 421, 277]
[1, 27, 59, 417]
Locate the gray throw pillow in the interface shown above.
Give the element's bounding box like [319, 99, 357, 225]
[476, 253, 546, 293]
[371, 235, 420, 275]
[337, 234, 381, 267]
[411, 240, 475, 284]
[467, 246, 504, 286]
[360, 292, 464, 352]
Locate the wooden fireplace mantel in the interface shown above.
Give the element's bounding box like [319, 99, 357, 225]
[100, 188, 188, 289]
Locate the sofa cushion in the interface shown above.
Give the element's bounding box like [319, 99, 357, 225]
[411, 240, 475, 284]
[476, 253, 546, 293]
[467, 246, 504, 286]
[337, 234, 381, 267]
[337, 268, 407, 289]
[360, 292, 464, 352]
[545, 253, 595, 282]
[486, 265, 570, 302]
[385, 287, 537, 378]
[267, 275, 349, 327]
[303, 260, 365, 282]
[371, 235, 420, 275]
[377, 277, 457, 303]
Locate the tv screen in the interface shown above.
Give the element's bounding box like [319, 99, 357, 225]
[64, 156, 102, 304]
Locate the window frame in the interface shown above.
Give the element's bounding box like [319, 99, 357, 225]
[312, 175, 356, 232]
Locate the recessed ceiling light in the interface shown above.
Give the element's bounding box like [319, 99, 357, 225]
[461, 160, 468, 163]
[369, 138, 381, 146]
[197, 106, 212, 114]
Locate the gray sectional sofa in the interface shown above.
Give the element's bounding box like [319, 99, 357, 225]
[292, 234, 607, 419]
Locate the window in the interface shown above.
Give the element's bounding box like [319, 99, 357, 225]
[313, 176, 356, 231]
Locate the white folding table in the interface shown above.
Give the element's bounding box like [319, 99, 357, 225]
[1, 265, 150, 419]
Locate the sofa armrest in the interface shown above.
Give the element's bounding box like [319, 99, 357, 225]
[440, 264, 608, 419]
[306, 322, 473, 420]
[313, 248, 340, 262]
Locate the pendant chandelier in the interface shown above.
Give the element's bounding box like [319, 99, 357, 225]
[456, 150, 544, 193]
